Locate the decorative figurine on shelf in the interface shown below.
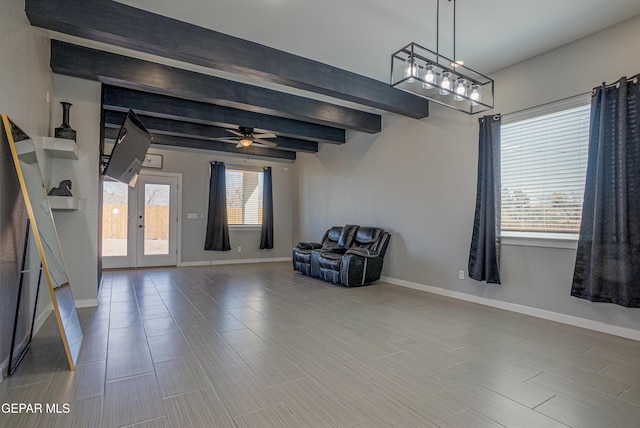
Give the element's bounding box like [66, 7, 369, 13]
[48, 180, 73, 197]
[55, 101, 77, 142]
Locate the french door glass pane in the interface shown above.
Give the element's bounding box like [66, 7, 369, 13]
[144, 183, 170, 255]
[102, 181, 129, 256]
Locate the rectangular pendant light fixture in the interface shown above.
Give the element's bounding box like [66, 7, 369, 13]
[390, 1, 494, 115]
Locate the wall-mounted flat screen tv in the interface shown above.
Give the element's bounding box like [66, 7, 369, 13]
[102, 109, 152, 187]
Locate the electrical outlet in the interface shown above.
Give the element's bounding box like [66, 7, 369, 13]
[458, 270, 465, 280]
[238, 246, 242, 253]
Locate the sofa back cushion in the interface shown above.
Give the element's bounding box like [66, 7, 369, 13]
[352, 227, 384, 251]
[322, 226, 343, 248]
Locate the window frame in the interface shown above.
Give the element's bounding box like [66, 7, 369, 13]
[225, 166, 264, 228]
[500, 94, 591, 245]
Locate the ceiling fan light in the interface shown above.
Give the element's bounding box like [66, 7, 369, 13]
[239, 137, 253, 147]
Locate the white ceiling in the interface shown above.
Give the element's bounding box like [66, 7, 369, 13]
[116, 0, 640, 83]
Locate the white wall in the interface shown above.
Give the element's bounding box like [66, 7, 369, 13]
[295, 15, 640, 334]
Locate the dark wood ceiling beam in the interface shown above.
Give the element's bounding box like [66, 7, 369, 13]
[104, 128, 296, 160]
[102, 86, 343, 144]
[103, 111, 318, 153]
[51, 41, 380, 134]
[26, 0, 429, 119]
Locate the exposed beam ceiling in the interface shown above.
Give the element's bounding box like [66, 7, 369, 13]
[52, 41, 381, 134]
[26, 0, 429, 119]
[104, 127, 296, 160]
[102, 86, 343, 145]
[103, 111, 318, 153]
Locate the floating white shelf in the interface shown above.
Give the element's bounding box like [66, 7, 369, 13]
[49, 196, 78, 210]
[15, 139, 38, 164]
[37, 136, 79, 159]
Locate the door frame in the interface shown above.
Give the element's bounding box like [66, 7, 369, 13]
[101, 171, 182, 269]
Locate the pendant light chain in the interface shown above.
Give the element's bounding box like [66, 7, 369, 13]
[452, 0, 456, 66]
[436, 0, 440, 56]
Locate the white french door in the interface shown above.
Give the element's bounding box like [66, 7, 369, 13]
[102, 173, 179, 268]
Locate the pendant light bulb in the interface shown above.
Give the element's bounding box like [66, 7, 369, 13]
[454, 78, 467, 101]
[470, 84, 481, 105]
[439, 72, 452, 95]
[405, 56, 418, 82]
[422, 65, 435, 89]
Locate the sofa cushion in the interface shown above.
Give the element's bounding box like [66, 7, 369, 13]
[295, 251, 311, 264]
[325, 227, 343, 244]
[319, 252, 342, 271]
[350, 227, 383, 252]
[355, 227, 382, 244]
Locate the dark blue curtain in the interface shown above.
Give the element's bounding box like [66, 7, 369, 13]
[260, 166, 274, 249]
[571, 75, 640, 307]
[204, 161, 231, 251]
[468, 114, 502, 284]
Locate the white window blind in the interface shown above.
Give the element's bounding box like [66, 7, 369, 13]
[226, 168, 263, 225]
[501, 98, 591, 235]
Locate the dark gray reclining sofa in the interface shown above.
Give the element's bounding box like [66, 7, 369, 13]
[293, 225, 390, 286]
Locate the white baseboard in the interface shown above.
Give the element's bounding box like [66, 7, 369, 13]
[75, 298, 99, 308]
[179, 257, 291, 267]
[380, 276, 640, 342]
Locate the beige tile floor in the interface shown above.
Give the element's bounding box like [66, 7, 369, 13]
[1, 262, 639, 427]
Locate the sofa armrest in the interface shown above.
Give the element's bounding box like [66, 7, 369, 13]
[345, 248, 380, 259]
[295, 242, 322, 250]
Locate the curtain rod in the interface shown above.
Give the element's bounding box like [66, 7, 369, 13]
[502, 75, 638, 119]
[210, 161, 267, 171]
[502, 92, 590, 119]
[599, 75, 639, 90]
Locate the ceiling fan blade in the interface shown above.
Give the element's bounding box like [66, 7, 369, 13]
[227, 129, 244, 137]
[254, 133, 276, 139]
[216, 138, 240, 143]
[254, 138, 278, 147]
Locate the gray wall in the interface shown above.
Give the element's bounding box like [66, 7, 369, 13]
[295, 15, 640, 333]
[51, 73, 295, 269]
[143, 146, 295, 263]
[0, 0, 53, 369]
[50, 75, 101, 304]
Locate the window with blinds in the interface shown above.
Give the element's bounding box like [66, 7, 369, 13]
[226, 168, 263, 225]
[501, 97, 591, 235]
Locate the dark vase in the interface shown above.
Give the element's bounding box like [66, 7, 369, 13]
[55, 102, 77, 141]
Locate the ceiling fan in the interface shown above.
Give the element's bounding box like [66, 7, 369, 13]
[219, 126, 277, 148]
